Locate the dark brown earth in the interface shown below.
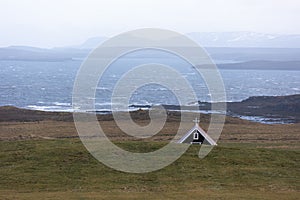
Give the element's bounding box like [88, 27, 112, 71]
[0, 106, 299, 145]
[155, 94, 300, 123]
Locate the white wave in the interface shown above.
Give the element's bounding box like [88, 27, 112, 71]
[26, 105, 74, 112]
[95, 102, 124, 106]
[94, 87, 111, 91]
[169, 109, 226, 114]
[53, 102, 71, 106]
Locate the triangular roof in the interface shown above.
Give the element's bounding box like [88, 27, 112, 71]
[177, 118, 217, 145]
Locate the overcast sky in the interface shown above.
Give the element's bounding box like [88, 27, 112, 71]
[0, 0, 299, 48]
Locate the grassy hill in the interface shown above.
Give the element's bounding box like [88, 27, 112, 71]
[0, 106, 299, 199]
[0, 139, 299, 199]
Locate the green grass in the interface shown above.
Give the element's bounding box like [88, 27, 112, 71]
[0, 139, 299, 199]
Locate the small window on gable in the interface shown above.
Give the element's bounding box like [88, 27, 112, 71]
[193, 132, 199, 140]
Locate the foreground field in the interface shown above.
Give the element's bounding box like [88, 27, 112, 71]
[0, 139, 299, 200]
[0, 107, 299, 199]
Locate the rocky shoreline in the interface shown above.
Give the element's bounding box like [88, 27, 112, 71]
[142, 94, 300, 124]
[0, 94, 299, 124]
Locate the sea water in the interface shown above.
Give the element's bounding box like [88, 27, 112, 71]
[0, 57, 299, 116]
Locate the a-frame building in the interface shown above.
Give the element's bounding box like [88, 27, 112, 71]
[178, 118, 217, 145]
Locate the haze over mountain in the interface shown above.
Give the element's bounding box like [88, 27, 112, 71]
[67, 32, 300, 49]
[186, 32, 300, 48]
[0, 32, 300, 71]
[67, 36, 109, 49]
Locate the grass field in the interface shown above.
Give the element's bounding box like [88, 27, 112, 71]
[0, 139, 299, 199]
[0, 107, 299, 199]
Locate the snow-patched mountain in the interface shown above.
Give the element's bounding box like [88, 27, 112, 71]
[186, 32, 300, 48]
[64, 32, 300, 49]
[1, 32, 299, 62]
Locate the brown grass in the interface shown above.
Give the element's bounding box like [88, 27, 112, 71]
[1, 115, 299, 145]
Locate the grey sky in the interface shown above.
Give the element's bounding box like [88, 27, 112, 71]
[0, 0, 299, 48]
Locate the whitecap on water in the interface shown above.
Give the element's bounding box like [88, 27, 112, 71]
[53, 102, 71, 106]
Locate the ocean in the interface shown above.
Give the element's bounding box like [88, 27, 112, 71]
[0, 58, 299, 114]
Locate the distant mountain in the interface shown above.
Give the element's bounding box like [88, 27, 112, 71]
[0, 46, 73, 61]
[1, 32, 300, 62]
[69, 36, 108, 49]
[186, 32, 300, 48]
[205, 47, 300, 62]
[6, 46, 49, 52]
[65, 32, 300, 49]
[216, 60, 300, 71]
